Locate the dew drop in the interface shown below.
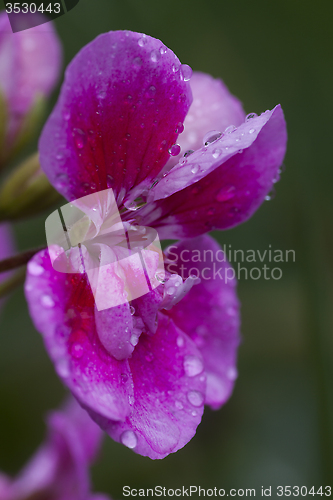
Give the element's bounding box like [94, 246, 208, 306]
[41, 295, 55, 308]
[71, 342, 84, 359]
[138, 35, 147, 47]
[245, 112, 258, 121]
[187, 390, 204, 407]
[167, 286, 175, 296]
[265, 186, 276, 201]
[175, 401, 183, 410]
[180, 64, 192, 82]
[155, 271, 166, 284]
[124, 200, 139, 211]
[130, 334, 139, 346]
[177, 336, 185, 348]
[151, 49, 161, 62]
[249, 128, 255, 134]
[224, 125, 236, 134]
[191, 164, 199, 174]
[212, 148, 222, 159]
[175, 122, 184, 134]
[120, 430, 138, 449]
[72, 128, 86, 149]
[159, 45, 167, 55]
[192, 410, 197, 416]
[203, 130, 222, 146]
[184, 150, 194, 158]
[159, 140, 168, 152]
[183, 355, 204, 377]
[130, 305, 135, 315]
[216, 186, 235, 202]
[28, 261, 44, 276]
[169, 144, 181, 156]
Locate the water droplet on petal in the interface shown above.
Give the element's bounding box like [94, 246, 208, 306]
[151, 49, 161, 62]
[175, 122, 184, 134]
[245, 112, 258, 121]
[191, 164, 199, 174]
[159, 45, 167, 55]
[180, 64, 192, 81]
[107, 175, 114, 187]
[203, 130, 222, 146]
[249, 128, 255, 134]
[177, 336, 185, 348]
[187, 390, 204, 407]
[183, 355, 204, 377]
[175, 401, 183, 410]
[138, 35, 147, 47]
[265, 186, 276, 201]
[212, 148, 222, 159]
[121, 430, 138, 449]
[169, 144, 181, 156]
[72, 128, 86, 149]
[71, 342, 84, 359]
[216, 186, 236, 202]
[28, 261, 44, 276]
[155, 271, 166, 284]
[167, 286, 175, 295]
[130, 305, 135, 315]
[159, 140, 168, 152]
[224, 125, 236, 134]
[41, 295, 55, 308]
[130, 334, 139, 346]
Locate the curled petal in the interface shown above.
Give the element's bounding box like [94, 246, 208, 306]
[165, 235, 241, 409]
[39, 30, 192, 203]
[165, 71, 245, 169]
[142, 105, 287, 238]
[89, 315, 206, 459]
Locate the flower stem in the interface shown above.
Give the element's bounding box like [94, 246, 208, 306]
[0, 267, 26, 299]
[0, 246, 45, 274]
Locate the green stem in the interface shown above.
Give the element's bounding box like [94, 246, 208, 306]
[0, 246, 45, 274]
[0, 267, 26, 299]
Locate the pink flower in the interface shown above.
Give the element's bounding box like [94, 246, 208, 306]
[0, 12, 62, 161]
[0, 398, 109, 500]
[25, 31, 287, 459]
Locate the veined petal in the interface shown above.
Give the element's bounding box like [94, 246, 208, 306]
[88, 315, 206, 459]
[39, 30, 192, 204]
[24, 247, 133, 422]
[142, 105, 287, 239]
[164, 72, 245, 169]
[165, 235, 241, 409]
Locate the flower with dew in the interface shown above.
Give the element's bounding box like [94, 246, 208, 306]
[0, 398, 109, 500]
[24, 31, 287, 459]
[0, 12, 62, 164]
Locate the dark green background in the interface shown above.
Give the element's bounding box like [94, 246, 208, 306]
[1, 0, 332, 498]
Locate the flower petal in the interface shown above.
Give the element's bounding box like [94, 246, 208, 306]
[164, 71, 245, 169]
[0, 12, 62, 144]
[164, 235, 241, 409]
[142, 104, 287, 238]
[88, 315, 206, 459]
[3, 397, 106, 500]
[25, 247, 133, 422]
[39, 30, 192, 203]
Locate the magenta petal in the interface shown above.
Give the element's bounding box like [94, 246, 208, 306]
[89, 315, 206, 459]
[2, 397, 107, 500]
[25, 248, 132, 422]
[165, 236, 241, 409]
[164, 71, 245, 169]
[0, 12, 62, 145]
[39, 30, 192, 203]
[142, 105, 287, 238]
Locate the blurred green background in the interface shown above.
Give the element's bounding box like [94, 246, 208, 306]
[0, 0, 333, 498]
